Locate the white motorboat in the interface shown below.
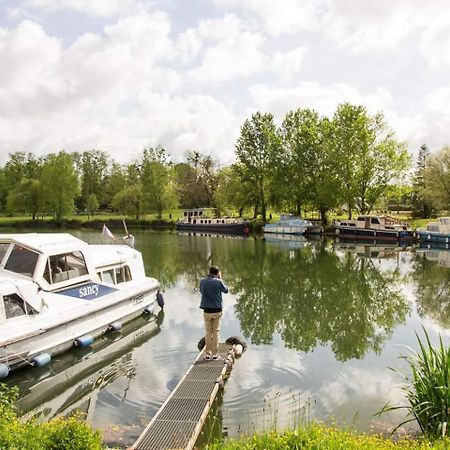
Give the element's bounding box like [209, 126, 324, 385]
[263, 214, 322, 235]
[0, 233, 161, 379]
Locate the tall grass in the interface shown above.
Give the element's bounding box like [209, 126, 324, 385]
[380, 328, 450, 438]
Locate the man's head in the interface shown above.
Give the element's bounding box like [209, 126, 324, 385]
[209, 265, 220, 276]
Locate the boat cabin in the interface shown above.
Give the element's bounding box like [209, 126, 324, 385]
[426, 217, 450, 233]
[0, 234, 95, 292]
[339, 215, 409, 231]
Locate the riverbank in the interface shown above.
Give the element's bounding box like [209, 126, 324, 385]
[206, 424, 450, 449]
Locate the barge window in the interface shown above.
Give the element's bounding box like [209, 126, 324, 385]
[4, 294, 36, 319]
[4, 245, 39, 277]
[44, 251, 88, 284]
[371, 218, 380, 224]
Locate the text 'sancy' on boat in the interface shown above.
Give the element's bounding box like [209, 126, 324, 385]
[0, 233, 162, 379]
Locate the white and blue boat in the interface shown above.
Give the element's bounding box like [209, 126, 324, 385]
[416, 217, 450, 246]
[263, 214, 322, 235]
[0, 233, 161, 379]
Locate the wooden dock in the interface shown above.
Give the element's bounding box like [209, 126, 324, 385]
[132, 342, 241, 450]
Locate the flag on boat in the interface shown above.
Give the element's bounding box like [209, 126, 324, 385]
[102, 224, 115, 240]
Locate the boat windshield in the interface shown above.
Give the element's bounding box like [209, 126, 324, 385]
[4, 245, 39, 277]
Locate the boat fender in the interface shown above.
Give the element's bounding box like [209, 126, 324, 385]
[32, 353, 51, 368]
[156, 290, 165, 308]
[335, 228, 340, 235]
[108, 321, 122, 332]
[0, 363, 10, 379]
[225, 336, 248, 354]
[144, 304, 156, 315]
[74, 335, 94, 348]
[197, 336, 205, 351]
[234, 344, 244, 357]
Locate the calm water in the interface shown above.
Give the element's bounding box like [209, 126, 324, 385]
[6, 229, 450, 447]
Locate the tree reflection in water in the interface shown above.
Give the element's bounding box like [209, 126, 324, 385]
[225, 240, 409, 361]
[413, 249, 450, 328]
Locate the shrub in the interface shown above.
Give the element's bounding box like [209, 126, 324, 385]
[0, 383, 103, 450]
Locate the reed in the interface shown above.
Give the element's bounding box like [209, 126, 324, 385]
[381, 327, 450, 438]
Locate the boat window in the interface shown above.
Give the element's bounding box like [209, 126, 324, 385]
[102, 269, 115, 284]
[200, 220, 203, 224]
[357, 217, 365, 221]
[193, 219, 197, 224]
[43, 251, 88, 284]
[116, 266, 132, 283]
[0, 243, 9, 263]
[222, 220, 225, 224]
[199, 211, 203, 216]
[428, 225, 439, 232]
[4, 245, 39, 277]
[183, 211, 187, 216]
[209, 220, 212, 224]
[371, 218, 380, 224]
[3, 293, 36, 319]
[194, 211, 198, 216]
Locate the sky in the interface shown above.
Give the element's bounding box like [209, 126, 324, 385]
[1, 0, 450, 166]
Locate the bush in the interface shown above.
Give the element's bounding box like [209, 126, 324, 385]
[0, 383, 103, 450]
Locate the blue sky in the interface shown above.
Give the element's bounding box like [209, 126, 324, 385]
[1, 0, 449, 164]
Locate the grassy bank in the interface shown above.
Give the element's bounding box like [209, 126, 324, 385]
[206, 424, 450, 449]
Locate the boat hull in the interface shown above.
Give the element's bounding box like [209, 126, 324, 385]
[0, 287, 159, 373]
[334, 226, 415, 241]
[263, 225, 307, 235]
[176, 222, 249, 235]
[416, 230, 450, 244]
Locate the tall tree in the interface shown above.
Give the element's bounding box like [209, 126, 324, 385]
[112, 186, 143, 219]
[6, 179, 43, 220]
[424, 146, 450, 211]
[141, 146, 179, 218]
[332, 103, 410, 217]
[104, 162, 127, 207]
[75, 150, 109, 210]
[412, 144, 433, 218]
[235, 112, 281, 220]
[41, 152, 80, 222]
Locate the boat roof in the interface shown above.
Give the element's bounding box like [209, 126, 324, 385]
[90, 244, 137, 267]
[0, 233, 87, 254]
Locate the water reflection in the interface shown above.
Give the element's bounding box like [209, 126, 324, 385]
[227, 241, 408, 360]
[414, 249, 450, 328]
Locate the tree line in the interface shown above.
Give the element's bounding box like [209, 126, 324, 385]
[0, 102, 446, 223]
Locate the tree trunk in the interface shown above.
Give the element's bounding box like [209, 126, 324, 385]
[319, 207, 328, 225]
[296, 201, 302, 217]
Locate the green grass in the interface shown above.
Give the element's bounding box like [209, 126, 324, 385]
[206, 424, 450, 449]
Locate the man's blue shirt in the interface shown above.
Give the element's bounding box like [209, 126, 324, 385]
[200, 274, 229, 311]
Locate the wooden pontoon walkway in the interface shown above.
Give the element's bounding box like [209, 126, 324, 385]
[132, 342, 241, 450]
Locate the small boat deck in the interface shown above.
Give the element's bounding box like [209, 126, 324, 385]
[132, 342, 239, 450]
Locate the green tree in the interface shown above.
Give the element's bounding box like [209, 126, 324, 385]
[6, 179, 43, 219]
[422, 146, 450, 212]
[75, 150, 109, 210]
[104, 162, 127, 207]
[86, 193, 99, 218]
[235, 112, 281, 220]
[141, 146, 179, 218]
[332, 103, 410, 217]
[112, 186, 143, 219]
[213, 164, 255, 216]
[41, 152, 80, 222]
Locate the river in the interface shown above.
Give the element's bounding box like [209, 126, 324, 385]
[5, 228, 450, 447]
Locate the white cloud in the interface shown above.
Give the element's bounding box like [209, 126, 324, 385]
[188, 28, 266, 84]
[272, 47, 309, 82]
[24, 0, 148, 17]
[248, 82, 393, 119]
[213, 0, 324, 36]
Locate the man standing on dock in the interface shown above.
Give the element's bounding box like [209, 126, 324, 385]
[200, 265, 228, 360]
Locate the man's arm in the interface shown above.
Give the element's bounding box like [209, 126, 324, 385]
[220, 280, 229, 294]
